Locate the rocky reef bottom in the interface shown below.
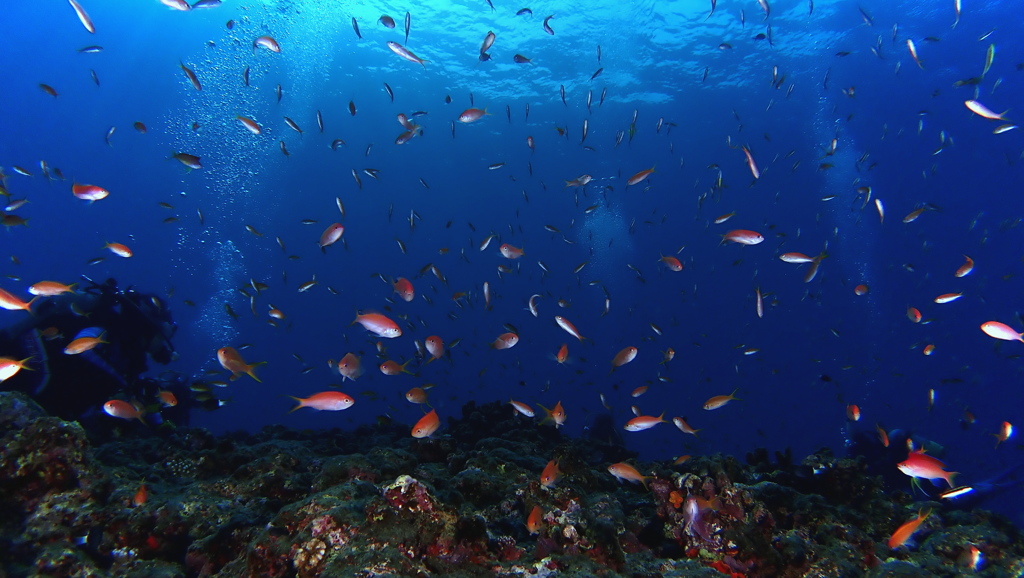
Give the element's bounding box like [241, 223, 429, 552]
[1, 391, 1022, 578]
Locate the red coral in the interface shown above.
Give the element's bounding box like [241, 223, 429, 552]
[707, 559, 746, 577]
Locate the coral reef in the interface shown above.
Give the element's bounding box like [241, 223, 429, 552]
[1, 392, 1022, 577]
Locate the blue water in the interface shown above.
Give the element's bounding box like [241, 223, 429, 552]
[3, 0, 1023, 519]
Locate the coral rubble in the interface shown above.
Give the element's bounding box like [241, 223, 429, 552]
[1, 392, 1021, 577]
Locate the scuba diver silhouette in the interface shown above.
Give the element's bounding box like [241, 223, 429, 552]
[940, 462, 1024, 510]
[0, 277, 186, 424]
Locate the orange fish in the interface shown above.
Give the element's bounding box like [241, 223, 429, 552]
[217, 346, 265, 382]
[380, 359, 414, 376]
[158, 391, 177, 407]
[253, 35, 282, 53]
[955, 255, 974, 277]
[906, 307, 922, 323]
[992, 421, 1013, 448]
[393, 277, 415, 302]
[934, 292, 962, 304]
[741, 146, 760, 179]
[779, 252, 814, 263]
[104, 242, 133, 258]
[897, 449, 957, 488]
[28, 281, 77, 296]
[412, 409, 440, 438]
[405, 387, 430, 404]
[611, 346, 638, 368]
[499, 243, 524, 259]
[0, 356, 33, 382]
[703, 389, 739, 410]
[458, 108, 489, 123]
[425, 335, 444, 360]
[538, 401, 566, 428]
[509, 399, 534, 417]
[318, 223, 345, 249]
[627, 166, 655, 186]
[288, 391, 355, 412]
[903, 207, 925, 223]
[133, 483, 147, 507]
[660, 255, 683, 271]
[236, 115, 261, 134]
[846, 404, 861, 421]
[980, 321, 1024, 342]
[72, 183, 109, 201]
[526, 505, 544, 534]
[888, 509, 930, 549]
[492, 332, 519, 349]
[336, 352, 364, 381]
[103, 399, 145, 422]
[854, 284, 869, 296]
[624, 413, 666, 432]
[353, 312, 402, 338]
[877, 424, 890, 447]
[0, 356, 31, 383]
[722, 229, 764, 245]
[553, 343, 569, 364]
[607, 462, 652, 489]
[540, 459, 561, 487]
[672, 417, 701, 436]
[0, 288, 38, 312]
[631, 385, 648, 398]
[554, 315, 585, 342]
[64, 332, 107, 354]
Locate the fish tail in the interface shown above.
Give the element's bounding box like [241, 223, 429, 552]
[946, 472, 959, 488]
[536, 403, 552, 424]
[247, 361, 267, 382]
[286, 396, 304, 413]
[730, 387, 741, 400]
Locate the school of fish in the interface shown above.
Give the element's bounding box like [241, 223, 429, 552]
[2, 0, 1023, 543]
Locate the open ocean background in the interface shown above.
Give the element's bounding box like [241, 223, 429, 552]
[2, 0, 1023, 522]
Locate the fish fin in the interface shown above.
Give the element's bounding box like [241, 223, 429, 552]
[286, 395, 303, 413]
[247, 361, 267, 382]
[536, 403, 552, 424]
